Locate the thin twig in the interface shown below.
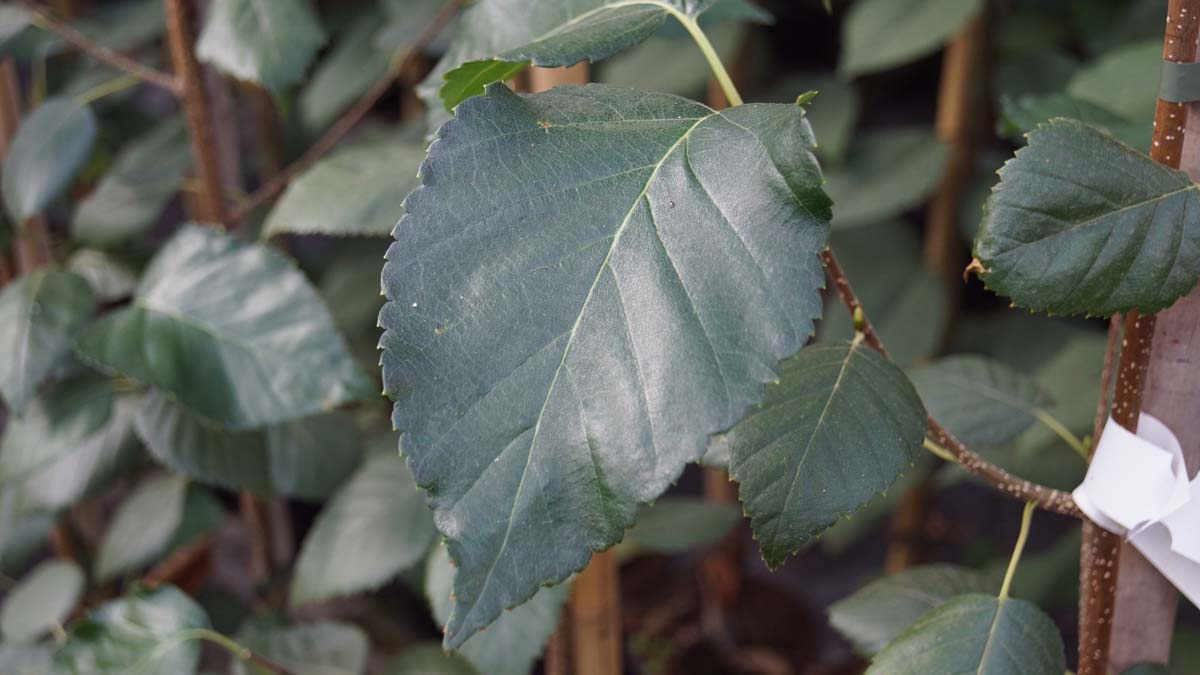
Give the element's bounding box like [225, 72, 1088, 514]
[230, 0, 464, 220]
[21, 2, 181, 94]
[822, 249, 1083, 517]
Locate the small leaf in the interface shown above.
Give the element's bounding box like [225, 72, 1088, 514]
[440, 61, 530, 112]
[381, 83, 830, 646]
[196, 0, 327, 96]
[909, 355, 1050, 448]
[298, 9, 393, 132]
[263, 131, 424, 238]
[0, 559, 84, 642]
[1, 97, 97, 222]
[623, 496, 740, 556]
[71, 117, 191, 247]
[134, 393, 362, 500]
[866, 594, 1066, 674]
[823, 128, 947, 228]
[426, 542, 569, 675]
[723, 341, 926, 567]
[828, 564, 996, 657]
[54, 585, 209, 675]
[95, 474, 188, 583]
[384, 643, 476, 675]
[975, 118, 1200, 316]
[66, 249, 137, 302]
[291, 452, 436, 605]
[840, 0, 983, 77]
[0, 270, 96, 413]
[230, 619, 368, 675]
[77, 224, 373, 429]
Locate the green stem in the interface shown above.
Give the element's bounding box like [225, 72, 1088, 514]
[923, 437, 957, 463]
[669, 11, 744, 107]
[1031, 408, 1089, 460]
[998, 501, 1036, 601]
[166, 628, 280, 675]
[75, 74, 140, 105]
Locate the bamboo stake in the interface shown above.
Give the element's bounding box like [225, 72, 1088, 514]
[1106, 2, 1200, 669]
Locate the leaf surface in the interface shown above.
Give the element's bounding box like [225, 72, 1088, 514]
[291, 452, 436, 605]
[0, 270, 95, 413]
[865, 594, 1066, 675]
[909, 355, 1050, 448]
[196, 0, 327, 96]
[77, 225, 372, 429]
[381, 83, 830, 644]
[975, 118, 1200, 316]
[95, 474, 188, 582]
[823, 128, 947, 228]
[1, 98, 96, 222]
[721, 341, 926, 567]
[840, 0, 982, 77]
[231, 619, 368, 675]
[0, 559, 84, 642]
[622, 496, 740, 556]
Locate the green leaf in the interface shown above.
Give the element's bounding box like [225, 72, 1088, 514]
[1068, 40, 1160, 124]
[0, 270, 96, 413]
[998, 92, 1144, 150]
[828, 564, 996, 657]
[840, 0, 983, 77]
[291, 452, 436, 605]
[77, 225, 373, 429]
[821, 223, 949, 365]
[95, 474, 188, 583]
[384, 643, 476, 675]
[865, 594, 1066, 674]
[298, 9, 393, 133]
[381, 82, 830, 645]
[134, 393, 362, 499]
[71, 117, 191, 247]
[196, 0, 327, 96]
[721, 341, 926, 567]
[0, 560, 84, 642]
[69, 0, 165, 53]
[66, 249, 136, 303]
[823, 128, 947, 228]
[622, 496, 740, 557]
[1, 97, 96, 223]
[426, 542, 569, 675]
[426, 0, 727, 111]
[374, 0, 447, 53]
[764, 74, 858, 164]
[909, 355, 1050, 448]
[975, 118, 1200, 316]
[54, 585, 209, 675]
[230, 619, 368, 675]
[262, 131, 424, 238]
[0, 375, 140, 513]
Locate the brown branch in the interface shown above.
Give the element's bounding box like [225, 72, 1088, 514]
[822, 249, 1082, 517]
[230, 0, 464, 221]
[21, 2, 181, 94]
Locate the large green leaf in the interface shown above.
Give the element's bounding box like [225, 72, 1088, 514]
[381, 83, 830, 645]
[0, 375, 140, 514]
[0, 270, 96, 413]
[0, 559, 84, 643]
[840, 0, 983, 77]
[425, 0, 741, 112]
[71, 117, 191, 247]
[760, 73, 859, 165]
[821, 222, 948, 365]
[828, 564, 996, 657]
[134, 393, 361, 500]
[77, 225, 373, 429]
[291, 452, 436, 605]
[823, 128, 947, 228]
[720, 341, 926, 567]
[196, 0, 327, 96]
[865, 594, 1066, 674]
[95, 474, 188, 583]
[54, 585, 209, 675]
[230, 619, 368, 675]
[262, 131, 424, 238]
[1068, 40, 1160, 124]
[1, 97, 96, 223]
[426, 542, 569, 675]
[909, 355, 1050, 448]
[620, 495, 740, 557]
[975, 118, 1200, 316]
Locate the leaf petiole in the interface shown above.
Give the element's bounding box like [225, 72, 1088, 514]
[1031, 408, 1089, 460]
[998, 501, 1036, 601]
[667, 11, 743, 107]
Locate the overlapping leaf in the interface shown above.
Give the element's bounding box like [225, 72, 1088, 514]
[1, 98, 96, 223]
[94, 474, 188, 582]
[721, 341, 926, 567]
[0, 270, 95, 413]
[0, 559, 84, 643]
[77, 225, 373, 429]
[975, 118, 1200, 316]
[381, 82, 830, 644]
[909, 355, 1050, 448]
[866, 594, 1066, 675]
[196, 0, 327, 96]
